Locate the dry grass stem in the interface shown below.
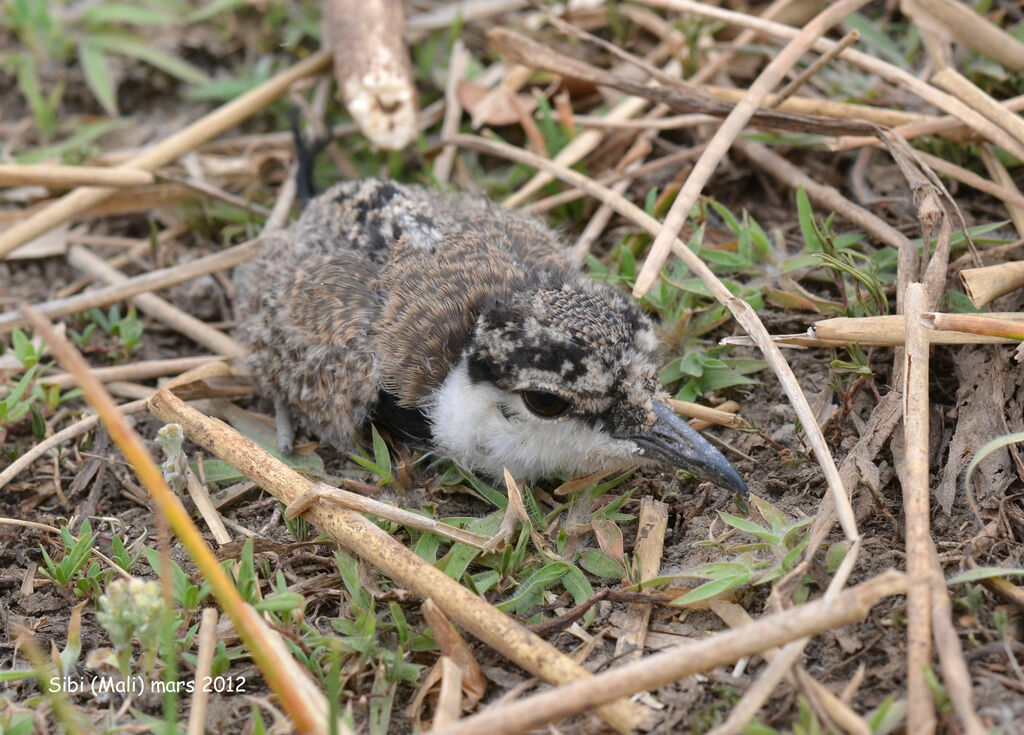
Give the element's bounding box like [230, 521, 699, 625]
[978, 144, 1024, 238]
[521, 145, 706, 215]
[324, 0, 416, 150]
[809, 314, 1021, 345]
[147, 363, 646, 734]
[502, 95, 650, 208]
[572, 113, 716, 130]
[0, 164, 154, 188]
[20, 307, 339, 735]
[710, 601, 870, 735]
[284, 484, 495, 551]
[184, 464, 231, 545]
[681, 0, 800, 84]
[156, 173, 273, 218]
[67, 245, 246, 358]
[961, 262, 1024, 308]
[907, 0, 1024, 71]
[433, 656, 465, 728]
[0, 356, 218, 397]
[929, 546, 987, 735]
[769, 29, 860, 107]
[735, 139, 915, 255]
[433, 39, 470, 184]
[632, 0, 873, 296]
[0, 50, 331, 259]
[405, 0, 526, 34]
[922, 312, 1024, 340]
[901, 283, 935, 735]
[450, 132, 859, 545]
[701, 84, 928, 128]
[669, 398, 743, 428]
[834, 94, 1024, 149]
[709, 638, 809, 735]
[932, 68, 1024, 149]
[612, 497, 667, 662]
[186, 607, 220, 735]
[0, 239, 262, 335]
[430, 572, 907, 735]
[915, 148, 1024, 212]
[0, 398, 149, 490]
[644, 0, 1024, 162]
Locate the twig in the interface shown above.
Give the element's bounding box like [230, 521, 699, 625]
[708, 638, 810, 735]
[902, 283, 935, 735]
[0, 356, 218, 398]
[284, 485, 495, 550]
[0, 50, 331, 259]
[922, 312, 1024, 340]
[961, 262, 1024, 308]
[702, 84, 928, 127]
[612, 497, 668, 662]
[833, 93, 1024, 150]
[0, 398, 149, 491]
[769, 30, 860, 107]
[324, 0, 417, 149]
[154, 173, 274, 218]
[915, 148, 1024, 212]
[642, 0, 1024, 162]
[0, 164, 154, 188]
[811, 314, 1020, 345]
[0, 240, 262, 335]
[932, 68, 1024, 148]
[929, 546, 987, 735]
[978, 143, 1024, 240]
[66, 245, 246, 358]
[186, 608, 219, 735]
[433, 39, 471, 184]
[908, 0, 1024, 71]
[430, 572, 907, 735]
[632, 0, 874, 296]
[709, 601, 870, 735]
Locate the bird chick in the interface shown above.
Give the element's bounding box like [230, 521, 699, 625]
[234, 179, 746, 496]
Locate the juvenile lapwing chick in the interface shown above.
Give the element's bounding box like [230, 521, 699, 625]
[234, 179, 747, 497]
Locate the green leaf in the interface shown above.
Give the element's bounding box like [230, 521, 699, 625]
[254, 592, 304, 613]
[4, 363, 38, 413]
[671, 570, 749, 605]
[84, 4, 175, 26]
[677, 562, 750, 580]
[578, 549, 625, 579]
[90, 34, 211, 86]
[79, 42, 118, 116]
[824, 542, 848, 574]
[946, 566, 1024, 585]
[795, 187, 822, 252]
[186, 0, 249, 23]
[371, 424, 392, 480]
[496, 562, 568, 613]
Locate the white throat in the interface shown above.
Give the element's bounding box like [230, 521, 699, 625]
[425, 358, 640, 481]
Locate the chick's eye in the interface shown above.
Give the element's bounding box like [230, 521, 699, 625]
[520, 390, 571, 418]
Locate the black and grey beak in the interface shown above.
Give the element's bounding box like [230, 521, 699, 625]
[631, 402, 748, 500]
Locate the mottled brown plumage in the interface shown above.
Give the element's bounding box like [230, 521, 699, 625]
[234, 178, 746, 493]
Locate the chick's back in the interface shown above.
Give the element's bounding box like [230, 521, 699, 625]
[233, 178, 572, 450]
